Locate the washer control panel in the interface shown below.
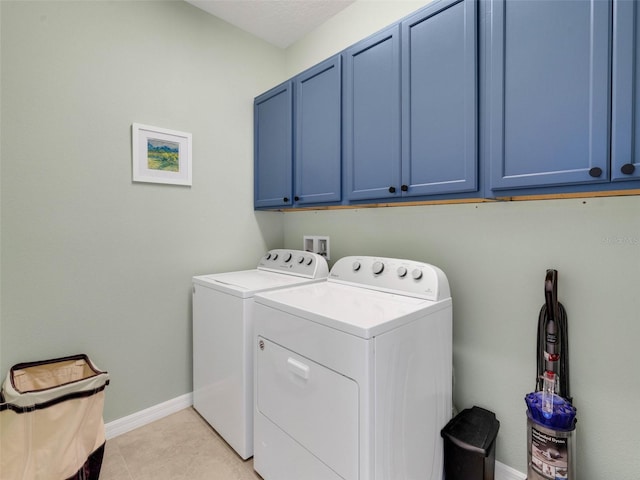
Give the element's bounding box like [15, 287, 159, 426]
[329, 256, 450, 301]
[257, 249, 329, 279]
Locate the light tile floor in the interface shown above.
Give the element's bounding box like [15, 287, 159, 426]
[100, 408, 262, 480]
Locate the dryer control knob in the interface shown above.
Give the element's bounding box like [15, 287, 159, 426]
[284, 253, 292, 262]
[271, 253, 278, 260]
[297, 255, 305, 264]
[372, 261, 384, 275]
[352, 261, 361, 271]
[397, 266, 408, 277]
[412, 268, 423, 280]
[306, 257, 313, 266]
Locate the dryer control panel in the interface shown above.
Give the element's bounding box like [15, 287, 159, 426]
[257, 249, 329, 279]
[328, 256, 450, 301]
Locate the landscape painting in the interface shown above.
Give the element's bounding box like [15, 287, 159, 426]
[132, 123, 192, 186]
[147, 138, 180, 172]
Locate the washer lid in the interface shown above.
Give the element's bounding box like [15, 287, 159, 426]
[254, 282, 451, 339]
[193, 270, 325, 298]
[192, 249, 328, 298]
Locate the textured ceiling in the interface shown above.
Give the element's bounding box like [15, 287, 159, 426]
[185, 0, 356, 48]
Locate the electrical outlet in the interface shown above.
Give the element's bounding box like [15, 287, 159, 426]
[303, 235, 330, 260]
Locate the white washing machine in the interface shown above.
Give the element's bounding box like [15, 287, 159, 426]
[192, 249, 329, 459]
[253, 256, 452, 480]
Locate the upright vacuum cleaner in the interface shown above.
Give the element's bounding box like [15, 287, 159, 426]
[525, 270, 577, 480]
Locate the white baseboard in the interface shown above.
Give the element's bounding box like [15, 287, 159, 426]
[105, 393, 527, 480]
[496, 460, 527, 480]
[105, 392, 193, 440]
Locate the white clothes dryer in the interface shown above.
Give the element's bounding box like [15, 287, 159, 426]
[253, 256, 452, 480]
[192, 249, 328, 459]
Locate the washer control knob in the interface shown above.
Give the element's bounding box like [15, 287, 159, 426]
[352, 261, 361, 271]
[306, 257, 313, 266]
[372, 261, 384, 275]
[397, 266, 408, 277]
[271, 253, 278, 260]
[265, 253, 272, 260]
[297, 255, 305, 264]
[284, 253, 292, 262]
[412, 268, 423, 280]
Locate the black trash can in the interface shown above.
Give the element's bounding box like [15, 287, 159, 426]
[441, 406, 500, 480]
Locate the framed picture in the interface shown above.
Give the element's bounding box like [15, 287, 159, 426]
[132, 123, 192, 186]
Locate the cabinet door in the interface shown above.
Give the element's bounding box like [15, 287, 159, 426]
[612, 0, 640, 181]
[401, 0, 477, 196]
[254, 82, 292, 208]
[295, 56, 342, 205]
[488, 0, 611, 191]
[344, 25, 401, 201]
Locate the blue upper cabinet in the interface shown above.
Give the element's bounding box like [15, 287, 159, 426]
[487, 0, 611, 191]
[344, 2, 478, 203]
[294, 56, 342, 205]
[255, 0, 638, 210]
[612, 0, 640, 182]
[254, 82, 293, 208]
[344, 25, 402, 201]
[401, 0, 478, 196]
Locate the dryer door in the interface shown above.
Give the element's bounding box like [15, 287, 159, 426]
[257, 337, 359, 480]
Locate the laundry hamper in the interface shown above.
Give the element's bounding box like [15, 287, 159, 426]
[0, 354, 109, 480]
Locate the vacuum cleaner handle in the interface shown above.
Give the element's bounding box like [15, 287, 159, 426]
[536, 269, 571, 403]
[543, 270, 560, 384]
[544, 269, 558, 321]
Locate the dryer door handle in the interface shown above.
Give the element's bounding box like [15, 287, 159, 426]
[287, 357, 310, 380]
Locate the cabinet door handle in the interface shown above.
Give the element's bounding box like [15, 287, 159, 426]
[621, 163, 636, 175]
[588, 167, 603, 178]
[401, 184, 408, 192]
[294, 196, 300, 201]
[388, 186, 396, 193]
[283, 197, 289, 203]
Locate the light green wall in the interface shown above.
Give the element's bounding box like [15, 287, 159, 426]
[0, 0, 284, 421]
[282, 1, 640, 478]
[3, 1, 640, 478]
